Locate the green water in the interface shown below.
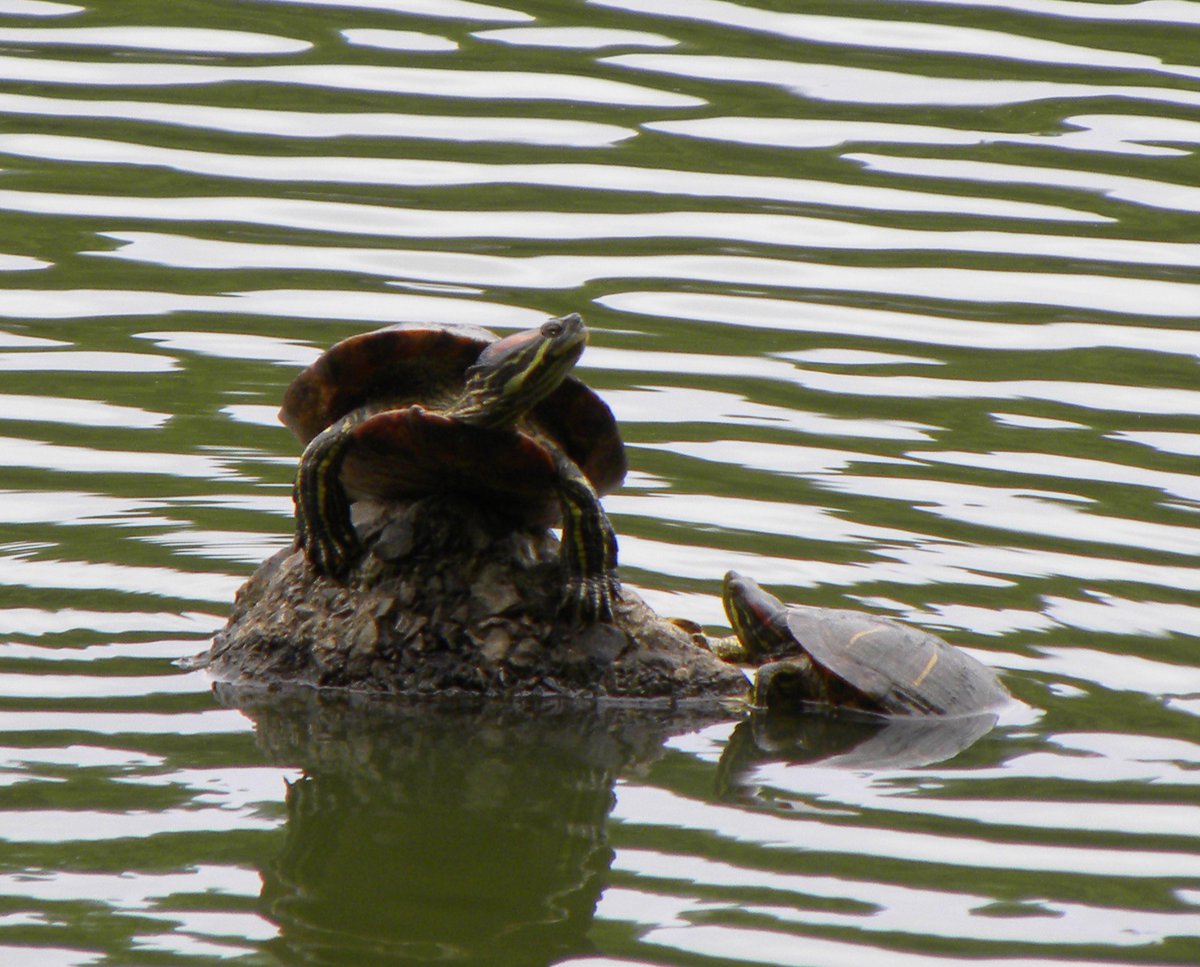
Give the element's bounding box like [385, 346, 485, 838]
[0, 0, 1198, 964]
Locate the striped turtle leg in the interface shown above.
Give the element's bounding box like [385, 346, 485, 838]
[751, 658, 823, 710]
[293, 419, 361, 578]
[551, 448, 620, 624]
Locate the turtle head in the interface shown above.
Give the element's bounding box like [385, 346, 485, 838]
[722, 570, 794, 662]
[454, 313, 587, 427]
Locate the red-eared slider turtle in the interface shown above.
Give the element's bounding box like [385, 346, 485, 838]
[713, 571, 1008, 716]
[279, 314, 626, 623]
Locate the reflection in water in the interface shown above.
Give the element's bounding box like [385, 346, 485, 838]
[717, 709, 998, 803]
[223, 686, 731, 966]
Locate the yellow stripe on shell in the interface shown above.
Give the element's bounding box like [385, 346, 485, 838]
[912, 651, 940, 687]
[847, 625, 886, 647]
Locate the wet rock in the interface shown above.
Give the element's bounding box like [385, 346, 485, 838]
[209, 495, 747, 702]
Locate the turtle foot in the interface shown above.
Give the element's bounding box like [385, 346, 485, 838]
[298, 528, 361, 582]
[749, 661, 813, 711]
[560, 574, 620, 626]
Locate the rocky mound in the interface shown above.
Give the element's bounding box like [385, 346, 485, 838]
[208, 495, 747, 702]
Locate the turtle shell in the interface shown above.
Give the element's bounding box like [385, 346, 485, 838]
[279, 322, 497, 444]
[342, 407, 568, 526]
[279, 322, 626, 521]
[781, 606, 1007, 716]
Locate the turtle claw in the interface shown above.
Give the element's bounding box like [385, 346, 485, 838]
[294, 508, 360, 580]
[306, 533, 359, 580]
[560, 574, 620, 626]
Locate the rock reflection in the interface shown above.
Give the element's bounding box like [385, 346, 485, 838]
[221, 686, 731, 966]
[717, 709, 998, 798]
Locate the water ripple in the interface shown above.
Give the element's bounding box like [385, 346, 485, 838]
[99, 212, 1200, 269]
[604, 292, 1200, 356]
[0, 1, 1197, 962]
[608, 851, 1200, 946]
[476, 26, 678, 49]
[256, 0, 532, 21]
[852, 151, 1200, 215]
[0, 53, 702, 105]
[595, 0, 1200, 77]
[0, 92, 636, 145]
[614, 785, 1200, 877]
[0, 26, 311, 54]
[906, 0, 1200, 26]
[341, 28, 458, 52]
[0, 145, 1099, 221]
[0, 1, 80, 16]
[0, 396, 168, 428]
[607, 53, 1200, 110]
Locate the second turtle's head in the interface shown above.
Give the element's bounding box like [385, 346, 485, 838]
[722, 570, 793, 661]
[455, 313, 587, 427]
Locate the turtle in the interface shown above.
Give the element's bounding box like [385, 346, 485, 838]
[711, 571, 1008, 716]
[278, 313, 626, 623]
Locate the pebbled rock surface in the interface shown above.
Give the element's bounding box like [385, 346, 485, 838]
[208, 495, 747, 702]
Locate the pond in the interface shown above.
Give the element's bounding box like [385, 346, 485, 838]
[0, 0, 1198, 964]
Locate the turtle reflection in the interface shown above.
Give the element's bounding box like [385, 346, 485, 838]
[220, 686, 728, 966]
[716, 708, 1000, 803]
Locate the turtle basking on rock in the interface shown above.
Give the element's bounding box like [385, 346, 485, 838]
[712, 571, 1009, 717]
[280, 314, 625, 623]
[208, 315, 750, 700]
[207, 493, 748, 699]
[212, 319, 1006, 710]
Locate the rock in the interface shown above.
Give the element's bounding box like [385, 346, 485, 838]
[208, 495, 747, 702]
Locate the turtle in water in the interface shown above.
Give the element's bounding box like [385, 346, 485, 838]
[711, 571, 1008, 716]
[278, 313, 626, 623]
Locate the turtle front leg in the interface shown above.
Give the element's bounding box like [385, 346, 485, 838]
[293, 420, 361, 579]
[750, 658, 820, 711]
[552, 450, 620, 624]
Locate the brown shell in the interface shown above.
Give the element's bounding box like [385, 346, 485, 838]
[279, 322, 494, 444]
[278, 322, 626, 516]
[343, 408, 565, 526]
[781, 606, 1008, 716]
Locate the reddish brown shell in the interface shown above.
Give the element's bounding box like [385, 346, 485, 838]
[279, 322, 626, 518]
[279, 322, 493, 444]
[342, 408, 566, 526]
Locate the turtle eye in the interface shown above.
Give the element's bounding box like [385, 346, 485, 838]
[541, 320, 563, 338]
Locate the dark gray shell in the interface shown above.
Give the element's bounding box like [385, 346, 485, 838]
[782, 606, 1007, 716]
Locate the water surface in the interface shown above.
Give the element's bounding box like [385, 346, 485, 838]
[1, 0, 1198, 964]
